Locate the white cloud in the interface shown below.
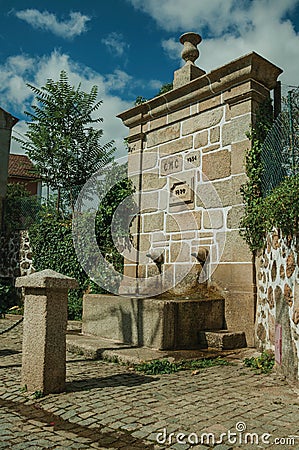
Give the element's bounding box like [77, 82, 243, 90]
[129, 0, 298, 35]
[1, 51, 133, 157]
[161, 38, 180, 61]
[130, 0, 299, 85]
[0, 55, 34, 106]
[15, 9, 90, 39]
[101, 32, 130, 57]
[104, 70, 133, 92]
[148, 79, 164, 91]
[10, 121, 29, 155]
[129, 0, 241, 35]
[199, 15, 299, 86]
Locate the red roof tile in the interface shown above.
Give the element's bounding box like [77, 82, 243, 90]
[8, 154, 39, 179]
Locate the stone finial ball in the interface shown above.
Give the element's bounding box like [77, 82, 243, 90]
[179, 32, 202, 65]
[179, 32, 202, 46]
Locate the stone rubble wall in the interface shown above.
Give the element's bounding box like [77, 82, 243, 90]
[0, 230, 34, 279]
[256, 232, 299, 380]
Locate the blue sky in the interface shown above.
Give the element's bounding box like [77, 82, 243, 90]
[1, 0, 299, 157]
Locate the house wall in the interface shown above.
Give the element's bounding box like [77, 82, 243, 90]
[8, 176, 39, 195]
[118, 52, 282, 346]
[0, 108, 18, 226]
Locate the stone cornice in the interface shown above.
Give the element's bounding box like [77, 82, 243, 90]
[118, 52, 282, 128]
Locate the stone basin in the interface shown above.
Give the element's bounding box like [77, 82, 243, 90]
[82, 293, 224, 350]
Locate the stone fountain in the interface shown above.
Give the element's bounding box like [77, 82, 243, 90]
[81, 32, 282, 350]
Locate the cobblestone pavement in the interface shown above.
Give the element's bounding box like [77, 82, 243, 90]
[1, 317, 299, 450]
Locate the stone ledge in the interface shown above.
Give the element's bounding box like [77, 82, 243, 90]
[118, 52, 282, 127]
[66, 332, 249, 363]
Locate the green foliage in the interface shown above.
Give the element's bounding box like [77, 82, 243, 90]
[95, 163, 135, 274]
[29, 164, 134, 320]
[244, 351, 275, 374]
[134, 96, 147, 106]
[134, 82, 173, 106]
[157, 82, 173, 95]
[134, 359, 180, 374]
[29, 212, 86, 320]
[240, 99, 273, 251]
[262, 175, 299, 236]
[134, 357, 230, 375]
[33, 390, 44, 399]
[241, 165, 299, 251]
[6, 182, 31, 199]
[14, 70, 115, 213]
[4, 183, 40, 233]
[240, 97, 299, 250]
[181, 357, 230, 370]
[0, 278, 20, 317]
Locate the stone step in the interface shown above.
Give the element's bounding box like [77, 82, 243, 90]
[198, 330, 247, 350]
[66, 332, 250, 364]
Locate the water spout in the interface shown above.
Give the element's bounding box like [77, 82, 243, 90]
[146, 251, 164, 273]
[191, 248, 209, 266]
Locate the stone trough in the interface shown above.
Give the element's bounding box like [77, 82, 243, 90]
[83, 293, 225, 350]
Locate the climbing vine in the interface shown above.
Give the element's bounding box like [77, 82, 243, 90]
[240, 99, 273, 251]
[240, 98, 299, 251]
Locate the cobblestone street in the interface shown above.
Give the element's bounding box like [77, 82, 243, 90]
[0, 317, 299, 449]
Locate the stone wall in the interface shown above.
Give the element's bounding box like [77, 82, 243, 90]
[118, 46, 282, 346]
[255, 232, 299, 381]
[0, 230, 34, 279]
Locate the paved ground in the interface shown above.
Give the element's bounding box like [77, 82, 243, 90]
[1, 316, 299, 450]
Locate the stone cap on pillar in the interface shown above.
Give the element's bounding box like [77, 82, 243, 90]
[173, 32, 206, 89]
[16, 269, 78, 290]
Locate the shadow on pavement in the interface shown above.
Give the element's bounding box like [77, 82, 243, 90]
[0, 397, 155, 449]
[0, 363, 21, 369]
[0, 349, 21, 356]
[66, 372, 159, 392]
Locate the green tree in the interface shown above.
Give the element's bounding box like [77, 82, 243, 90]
[15, 70, 115, 213]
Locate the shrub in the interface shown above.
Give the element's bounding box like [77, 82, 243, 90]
[0, 278, 21, 317]
[244, 351, 275, 374]
[134, 357, 230, 375]
[29, 213, 93, 320]
[29, 164, 134, 320]
[4, 183, 40, 233]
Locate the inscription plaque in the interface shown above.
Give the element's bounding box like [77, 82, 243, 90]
[160, 155, 183, 175]
[170, 178, 194, 206]
[184, 151, 200, 169]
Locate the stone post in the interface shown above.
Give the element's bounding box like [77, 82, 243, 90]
[16, 269, 78, 394]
